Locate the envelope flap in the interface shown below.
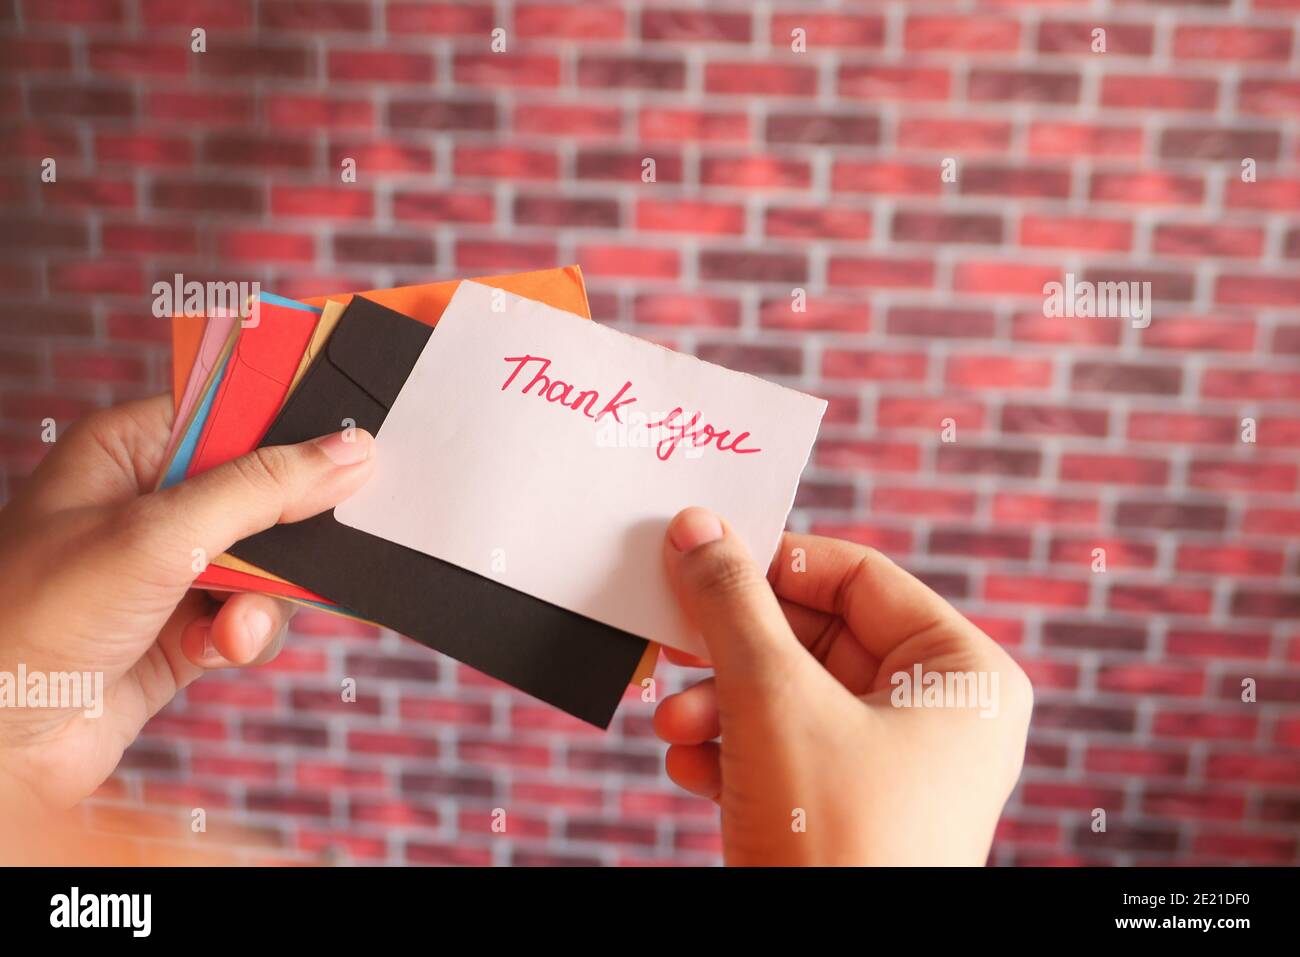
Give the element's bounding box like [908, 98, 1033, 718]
[325, 296, 433, 409]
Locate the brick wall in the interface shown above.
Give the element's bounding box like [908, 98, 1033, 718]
[2, 0, 1298, 866]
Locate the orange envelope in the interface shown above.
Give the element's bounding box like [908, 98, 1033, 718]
[171, 317, 205, 414]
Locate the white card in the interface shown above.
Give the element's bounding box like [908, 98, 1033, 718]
[334, 281, 827, 657]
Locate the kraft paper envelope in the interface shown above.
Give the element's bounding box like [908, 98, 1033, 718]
[226, 295, 649, 726]
[334, 281, 828, 659]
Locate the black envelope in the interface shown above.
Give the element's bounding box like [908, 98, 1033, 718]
[228, 296, 649, 727]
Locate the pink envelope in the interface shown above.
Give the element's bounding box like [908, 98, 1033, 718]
[160, 313, 239, 473]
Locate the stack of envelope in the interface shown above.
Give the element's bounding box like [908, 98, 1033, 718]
[165, 266, 826, 728]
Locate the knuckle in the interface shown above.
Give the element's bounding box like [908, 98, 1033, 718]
[685, 544, 763, 599]
[235, 446, 292, 494]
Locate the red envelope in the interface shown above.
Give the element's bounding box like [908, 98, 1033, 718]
[186, 299, 319, 479]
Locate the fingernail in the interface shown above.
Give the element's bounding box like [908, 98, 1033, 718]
[317, 429, 373, 466]
[199, 623, 222, 662]
[244, 608, 273, 654]
[669, 507, 724, 553]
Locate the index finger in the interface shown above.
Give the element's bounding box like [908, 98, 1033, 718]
[766, 531, 962, 662]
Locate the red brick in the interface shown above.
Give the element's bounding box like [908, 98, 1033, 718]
[262, 94, 369, 130]
[577, 244, 679, 280]
[954, 261, 1061, 298]
[886, 306, 994, 339]
[1115, 500, 1227, 532]
[393, 191, 494, 224]
[839, 64, 950, 101]
[898, 118, 1012, 154]
[905, 16, 1020, 52]
[636, 294, 739, 328]
[995, 493, 1099, 526]
[333, 233, 435, 266]
[637, 199, 744, 235]
[456, 53, 561, 88]
[147, 90, 254, 126]
[1177, 545, 1285, 577]
[141, 0, 252, 29]
[1202, 369, 1300, 401]
[1085, 747, 1188, 778]
[1109, 585, 1213, 616]
[260, 0, 370, 31]
[642, 10, 751, 43]
[1169, 627, 1271, 660]
[1027, 122, 1144, 158]
[1021, 215, 1133, 251]
[103, 223, 197, 256]
[1161, 126, 1281, 162]
[388, 97, 498, 132]
[1128, 411, 1237, 444]
[516, 104, 623, 139]
[1060, 453, 1168, 486]
[329, 139, 434, 174]
[1189, 459, 1297, 493]
[873, 486, 976, 520]
[968, 69, 1080, 104]
[1038, 21, 1154, 56]
[1239, 78, 1300, 115]
[327, 49, 435, 84]
[699, 250, 806, 284]
[1011, 312, 1124, 346]
[816, 440, 920, 473]
[88, 40, 187, 77]
[938, 445, 1041, 478]
[829, 256, 934, 289]
[638, 109, 747, 143]
[930, 528, 1032, 561]
[579, 56, 685, 90]
[25, 0, 124, 24]
[517, 4, 626, 39]
[457, 146, 558, 181]
[0, 37, 70, 71]
[1105, 74, 1220, 113]
[987, 574, 1089, 608]
[1049, 536, 1157, 570]
[1090, 171, 1204, 206]
[705, 61, 817, 97]
[765, 205, 872, 241]
[946, 355, 1053, 390]
[766, 112, 879, 146]
[823, 350, 928, 382]
[197, 41, 314, 79]
[877, 396, 985, 431]
[893, 210, 1003, 244]
[771, 13, 883, 49]
[387, 2, 493, 34]
[456, 239, 557, 272]
[577, 149, 682, 183]
[1173, 25, 1293, 61]
[1072, 361, 1182, 396]
[832, 161, 941, 196]
[271, 185, 373, 219]
[1215, 274, 1300, 307]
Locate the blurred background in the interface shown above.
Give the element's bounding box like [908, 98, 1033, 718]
[1, 0, 1297, 866]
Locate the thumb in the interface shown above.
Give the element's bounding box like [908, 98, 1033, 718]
[136, 429, 375, 582]
[663, 507, 802, 694]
